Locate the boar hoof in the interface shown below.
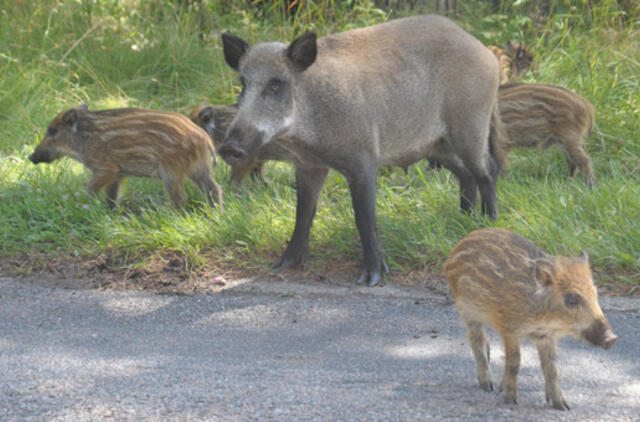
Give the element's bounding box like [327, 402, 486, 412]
[479, 380, 494, 392]
[503, 396, 517, 406]
[271, 254, 302, 274]
[356, 270, 381, 287]
[547, 394, 570, 411]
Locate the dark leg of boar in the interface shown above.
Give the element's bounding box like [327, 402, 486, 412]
[430, 145, 479, 215]
[272, 166, 329, 273]
[535, 337, 570, 410]
[346, 163, 388, 286]
[451, 126, 499, 219]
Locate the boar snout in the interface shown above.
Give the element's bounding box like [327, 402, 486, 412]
[28, 150, 52, 164]
[602, 329, 618, 350]
[220, 127, 265, 165]
[583, 319, 618, 349]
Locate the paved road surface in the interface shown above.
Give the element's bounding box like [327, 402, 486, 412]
[1, 276, 639, 421]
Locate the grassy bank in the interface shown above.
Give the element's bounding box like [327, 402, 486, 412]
[1, 1, 638, 287]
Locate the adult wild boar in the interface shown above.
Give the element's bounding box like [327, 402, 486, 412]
[220, 15, 502, 286]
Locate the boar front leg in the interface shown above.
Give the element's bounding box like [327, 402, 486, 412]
[87, 166, 119, 209]
[534, 337, 570, 410]
[272, 166, 329, 273]
[346, 164, 388, 287]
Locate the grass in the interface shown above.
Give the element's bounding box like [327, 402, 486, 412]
[1, 0, 639, 287]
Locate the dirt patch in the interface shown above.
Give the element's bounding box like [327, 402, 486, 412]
[1, 250, 636, 297]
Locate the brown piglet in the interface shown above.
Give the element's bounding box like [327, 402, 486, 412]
[496, 83, 597, 187]
[445, 228, 617, 410]
[29, 105, 223, 209]
[189, 102, 295, 185]
[488, 41, 534, 84]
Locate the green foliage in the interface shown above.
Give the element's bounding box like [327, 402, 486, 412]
[0, 0, 638, 285]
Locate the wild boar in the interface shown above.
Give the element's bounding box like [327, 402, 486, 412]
[445, 228, 617, 410]
[488, 41, 534, 84]
[29, 105, 223, 209]
[497, 83, 597, 187]
[220, 15, 503, 286]
[189, 102, 295, 185]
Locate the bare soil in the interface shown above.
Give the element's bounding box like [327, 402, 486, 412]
[1, 250, 637, 297]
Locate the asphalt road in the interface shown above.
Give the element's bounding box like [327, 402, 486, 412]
[1, 276, 639, 421]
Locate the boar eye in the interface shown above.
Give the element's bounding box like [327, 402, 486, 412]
[270, 79, 282, 93]
[265, 78, 285, 98]
[47, 127, 58, 137]
[564, 293, 583, 308]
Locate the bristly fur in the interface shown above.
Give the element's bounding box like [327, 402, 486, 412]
[445, 228, 616, 410]
[189, 102, 296, 185]
[488, 41, 534, 84]
[30, 106, 223, 209]
[497, 83, 597, 186]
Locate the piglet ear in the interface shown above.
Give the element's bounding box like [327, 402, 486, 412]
[63, 109, 78, 126]
[222, 33, 249, 71]
[199, 106, 215, 123]
[578, 251, 589, 262]
[535, 257, 556, 288]
[287, 32, 317, 72]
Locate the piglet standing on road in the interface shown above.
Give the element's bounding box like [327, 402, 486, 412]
[445, 228, 617, 410]
[220, 15, 503, 286]
[29, 105, 223, 209]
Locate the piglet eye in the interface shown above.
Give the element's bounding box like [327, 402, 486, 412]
[269, 79, 282, 93]
[47, 127, 58, 137]
[564, 293, 582, 308]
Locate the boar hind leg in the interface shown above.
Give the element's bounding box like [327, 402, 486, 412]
[105, 178, 123, 209]
[534, 337, 569, 411]
[191, 165, 223, 209]
[466, 320, 494, 392]
[430, 150, 478, 214]
[449, 127, 499, 220]
[272, 166, 329, 274]
[346, 165, 388, 287]
[499, 333, 520, 405]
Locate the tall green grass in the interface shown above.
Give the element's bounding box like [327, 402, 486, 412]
[1, 1, 638, 285]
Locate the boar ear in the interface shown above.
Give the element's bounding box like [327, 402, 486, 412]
[222, 33, 249, 71]
[535, 257, 556, 288]
[199, 106, 215, 124]
[78, 104, 89, 112]
[63, 109, 78, 126]
[287, 32, 317, 72]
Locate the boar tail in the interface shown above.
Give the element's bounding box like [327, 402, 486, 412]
[489, 101, 508, 173]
